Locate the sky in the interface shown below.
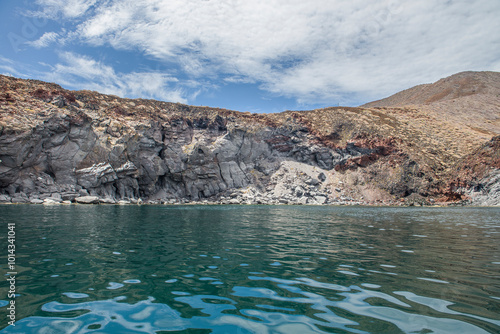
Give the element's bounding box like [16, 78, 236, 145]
[0, 0, 499, 113]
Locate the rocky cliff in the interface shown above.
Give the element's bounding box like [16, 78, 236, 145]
[1, 72, 499, 205]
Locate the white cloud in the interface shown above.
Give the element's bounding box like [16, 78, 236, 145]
[0, 57, 26, 78]
[0, 56, 14, 66]
[26, 32, 59, 48]
[45, 52, 188, 103]
[32, 0, 500, 105]
[35, 0, 97, 19]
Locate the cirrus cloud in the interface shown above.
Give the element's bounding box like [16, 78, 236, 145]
[26, 31, 60, 48]
[45, 52, 189, 103]
[30, 0, 500, 106]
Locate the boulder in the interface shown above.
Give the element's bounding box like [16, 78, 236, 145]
[0, 194, 11, 203]
[318, 172, 326, 182]
[75, 196, 100, 204]
[306, 178, 320, 186]
[11, 196, 29, 203]
[315, 196, 328, 204]
[228, 198, 240, 204]
[297, 196, 308, 205]
[99, 198, 116, 204]
[43, 198, 60, 205]
[46, 195, 62, 203]
[79, 189, 90, 196]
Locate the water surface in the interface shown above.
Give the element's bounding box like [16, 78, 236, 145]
[0, 205, 499, 333]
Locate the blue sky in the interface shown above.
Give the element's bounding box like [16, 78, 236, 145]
[1, 0, 499, 113]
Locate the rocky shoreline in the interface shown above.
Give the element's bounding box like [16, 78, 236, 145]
[0, 184, 466, 207]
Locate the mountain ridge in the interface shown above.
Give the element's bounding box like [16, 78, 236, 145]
[362, 71, 500, 107]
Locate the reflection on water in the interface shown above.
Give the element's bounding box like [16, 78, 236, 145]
[0, 205, 499, 333]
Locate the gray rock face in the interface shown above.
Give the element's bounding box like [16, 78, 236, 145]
[465, 170, 500, 206]
[11, 193, 29, 203]
[76, 163, 117, 188]
[0, 194, 11, 203]
[0, 110, 380, 204]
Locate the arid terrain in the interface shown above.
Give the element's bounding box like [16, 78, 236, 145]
[1, 71, 499, 205]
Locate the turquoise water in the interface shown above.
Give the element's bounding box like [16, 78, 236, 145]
[0, 205, 499, 333]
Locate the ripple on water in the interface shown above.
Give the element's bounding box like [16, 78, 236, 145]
[2, 264, 499, 334]
[123, 279, 141, 284]
[106, 282, 124, 290]
[62, 292, 89, 299]
[171, 291, 190, 296]
[256, 304, 296, 312]
[165, 279, 178, 283]
[417, 277, 449, 284]
[1, 205, 499, 333]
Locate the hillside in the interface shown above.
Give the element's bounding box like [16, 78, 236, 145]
[362, 71, 500, 136]
[0, 72, 499, 205]
[363, 71, 500, 107]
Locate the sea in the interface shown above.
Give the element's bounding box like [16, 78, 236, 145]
[0, 205, 499, 333]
